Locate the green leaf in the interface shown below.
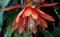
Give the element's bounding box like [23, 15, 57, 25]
[0, 27, 2, 34]
[54, 5, 60, 10]
[14, 31, 28, 37]
[38, 28, 53, 37]
[53, 9, 60, 19]
[1, 0, 11, 7]
[0, 0, 11, 25]
[52, 28, 60, 37]
[4, 23, 13, 37]
[14, 30, 22, 37]
[4, 9, 20, 37]
[0, 10, 4, 26]
[0, 0, 11, 33]
[0, 0, 2, 4]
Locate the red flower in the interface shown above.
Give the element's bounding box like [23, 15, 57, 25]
[1, 0, 58, 34]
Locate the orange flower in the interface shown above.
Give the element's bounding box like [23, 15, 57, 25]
[1, 0, 58, 34]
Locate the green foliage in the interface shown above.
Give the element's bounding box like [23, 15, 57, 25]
[52, 28, 60, 37]
[4, 23, 13, 37]
[53, 5, 60, 19]
[0, 0, 11, 33]
[14, 30, 32, 37]
[38, 28, 52, 37]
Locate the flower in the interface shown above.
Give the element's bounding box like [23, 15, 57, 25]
[1, 0, 58, 34]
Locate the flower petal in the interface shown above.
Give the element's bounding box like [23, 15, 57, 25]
[18, 18, 27, 34]
[18, 25, 25, 34]
[27, 16, 35, 29]
[37, 10, 55, 21]
[24, 7, 32, 16]
[32, 26, 37, 34]
[1, 5, 24, 11]
[31, 8, 38, 19]
[40, 3, 58, 7]
[12, 16, 24, 31]
[12, 9, 25, 30]
[12, 19, 18, 31]
[37, 17, 48, 29]
[35, 3, 58, 8]
[16, 8, 25, 22]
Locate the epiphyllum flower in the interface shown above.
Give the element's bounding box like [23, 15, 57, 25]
[1, 0, 58, 34]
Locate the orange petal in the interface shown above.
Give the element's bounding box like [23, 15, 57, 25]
[37, 10, 55, 21]
[31, 5, 36, 8]
[37, 17, 48, 29]
[12, 19, 19, 31]
[1, 5, 24, 11]
[32, 26, 37, 34]
[40, 3, 58, 7]
[16, 8, 25, 22]
[24, 7, 32, 16]
[18, 25, 25, 34]
[31, 8, 38, 19]
[18, 18, 26, 34]
[12, 16, 24, 31]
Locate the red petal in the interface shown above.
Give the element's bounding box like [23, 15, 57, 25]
[31, 8, 38, 19]
[37, 10, 55, 21]
[31, 5, 36, 8]
[12, 17, 24, 31]
[12, 19, 18, 31]
[35, 3, 58, 8]
[37, 17, 48, 29]
[18, 18, 27, 34]
[32, 26, 37, 34]
[18, 25, 25, 34]
[40, 3, 58, 7]
[16, 8, 25, 22]
[24, 7, 32, 16]
[1, 5, 24, 11]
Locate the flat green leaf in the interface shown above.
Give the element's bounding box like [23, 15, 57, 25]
[52, 28, 60, 37]
[22, 31, 28, 37]
[1, 0, 11, 7]
[0, 0, 11, 33]
[4, 9, 20, 37]
[53, 9, 60, 19]
[14, 31, 28, 37]
[0, 27, 2, 34]
[0, 0, 11, 25]
[4, 23, 13, 37]
[38, 28, 52, 37]
[14, 30, 22, 37]
[54, 5, 60, 10]
[0, 10, 4, 26]
[0, 0, 2, 4]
